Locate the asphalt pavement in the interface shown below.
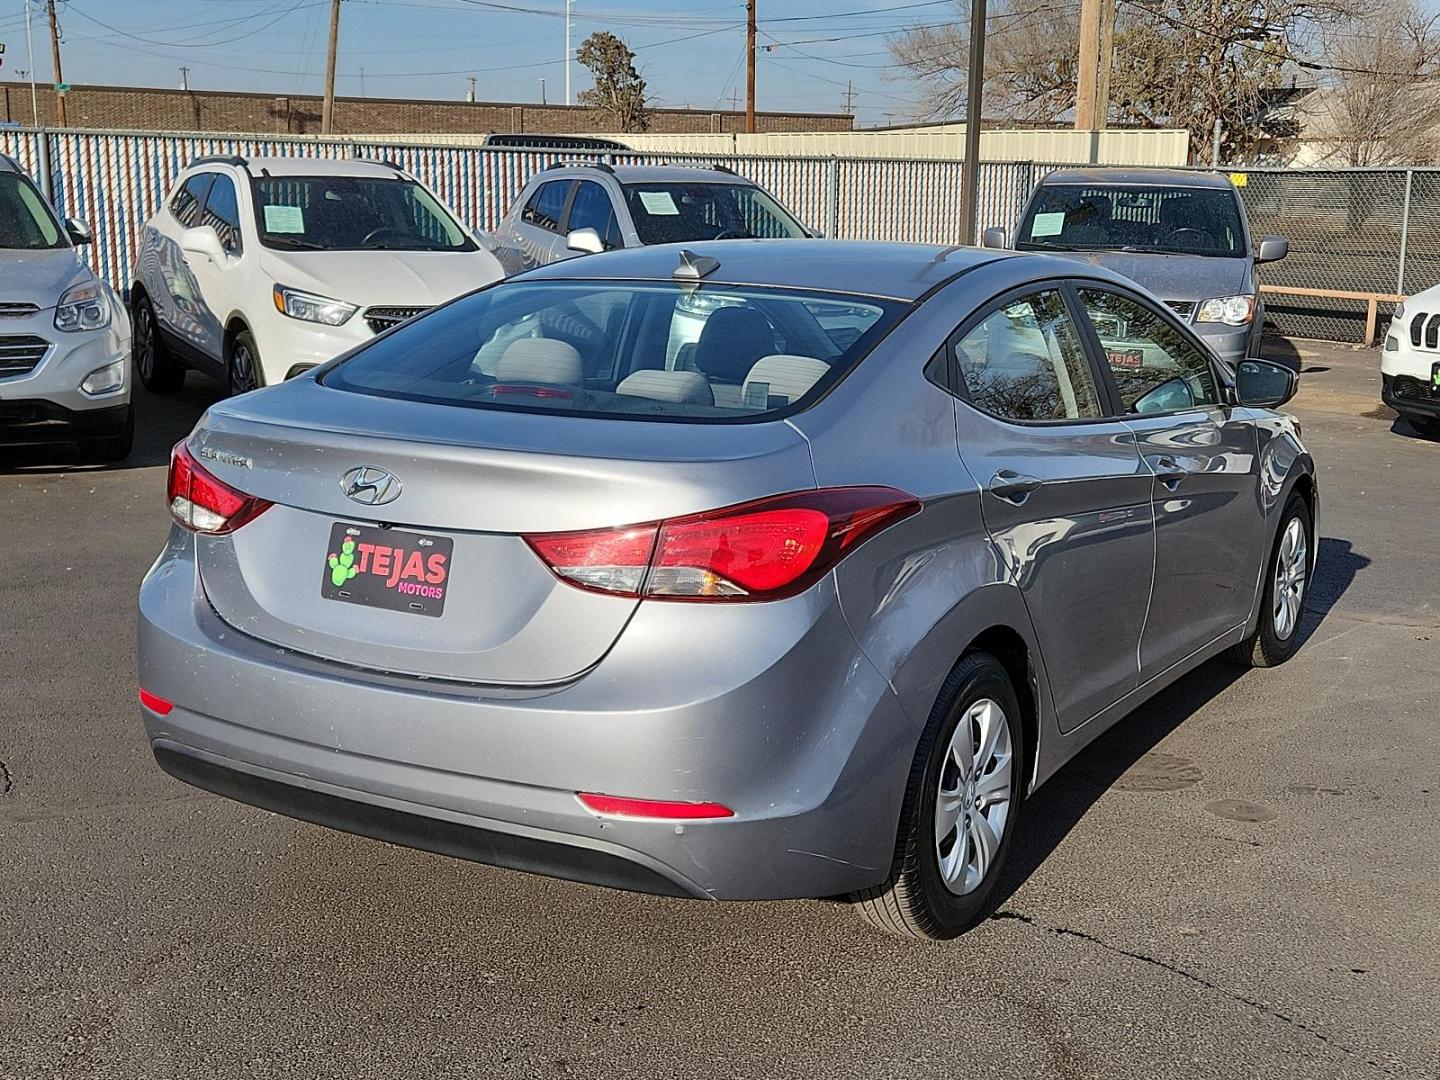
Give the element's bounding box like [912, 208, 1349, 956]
[1, 339, 1437, 1080]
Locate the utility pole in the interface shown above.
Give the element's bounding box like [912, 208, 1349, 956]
[959, 0, 986, 245]
[538, 77, 546, 105]
[178, 66, 190, 91]
[564, 0, 573, 106]
[745, 0, 756, 133]
[25, 0, 39, 125]
[1074, 0, 1115, 130]
[467, 75, 477, 103]
[320, 0, 341, 135]
[45, 0, 65, 128]
[842, 79, 856, 116]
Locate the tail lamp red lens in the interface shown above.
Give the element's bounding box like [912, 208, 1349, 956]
[138, 688, 174, 715]
[167, 442, 272, 534]
[577, 792, 734, 819]
[524, 486, 920, 602]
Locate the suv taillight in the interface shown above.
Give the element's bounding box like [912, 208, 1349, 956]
[167, 442, 272, 534]
[524, 487, 920, 602]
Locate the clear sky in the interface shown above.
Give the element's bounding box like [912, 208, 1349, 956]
[0, 0, 952, 126]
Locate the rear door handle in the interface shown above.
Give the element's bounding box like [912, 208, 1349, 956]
[1148, 454, 1189, 491]
[988, 470, 1043, 503]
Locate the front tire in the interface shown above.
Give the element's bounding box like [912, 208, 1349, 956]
[227, 329, 263, 397]
[132, 296, 184, 393]
[1227, 491, 1312, 668]
[851, 651, 1025, 940]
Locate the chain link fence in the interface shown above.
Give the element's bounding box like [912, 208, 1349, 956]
[4, 127, 1438, 344]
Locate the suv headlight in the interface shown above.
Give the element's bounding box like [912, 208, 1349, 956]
[54, 281, 111, 332]
[272, 284, 357, 326]
[1196, 295, 1255, 326]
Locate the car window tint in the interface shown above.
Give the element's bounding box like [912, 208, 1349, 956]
[170, 173, 215, 229]
[953, 290, 1102, 422]
[522, 181, 571, 232]
[566, 180, 621, 249]
[1077, 288, 1222, 414]
[201, 174, 243, 255]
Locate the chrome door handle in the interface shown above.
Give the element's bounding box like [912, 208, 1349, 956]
[1148, 455, 1189, 491]
[989, 470, 1043, 503]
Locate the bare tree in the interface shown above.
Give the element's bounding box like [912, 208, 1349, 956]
[577, 31, 651, 133]
[1311, 0, 1440, 164]
[890, 0, 1353, 161]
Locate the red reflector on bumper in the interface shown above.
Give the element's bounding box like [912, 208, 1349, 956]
[577, 792, 734, 819]
[138, 688, 174, 715]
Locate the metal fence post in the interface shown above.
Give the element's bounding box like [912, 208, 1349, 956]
[36, 128, 53, 203]
[826, 156, 840, 238]
[1398, 169, 1413, 296]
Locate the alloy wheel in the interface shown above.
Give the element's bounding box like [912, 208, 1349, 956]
[135, 304, 155, 381]
[230, 341, 258, 396]
[935, 697, 1014, 895]
[1272, 516, 1308, 641]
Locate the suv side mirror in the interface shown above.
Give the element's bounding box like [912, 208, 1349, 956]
[1235, 358, 1297, 408]
[180, 225, 226, 263]
[1256, 234, 1288, 263]
[566, 227, 605, 255]
[65, 218, 93, 246]
[981, 226, 1008, 249]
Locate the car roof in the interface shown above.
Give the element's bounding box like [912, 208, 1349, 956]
[1039, 167, 1234, 191]
[517, 239, 1008, 302]
[544, 163, 756, 185]
[190, 156, 407, 179]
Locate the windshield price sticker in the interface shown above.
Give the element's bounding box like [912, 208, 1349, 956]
[637, 190, 680, 216]
[263, 204, 306, 233]
[1030, 211, 1065, 238]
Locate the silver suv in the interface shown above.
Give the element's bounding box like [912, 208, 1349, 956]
[489, 162, 811, 275]
[0, 154, 132, 461]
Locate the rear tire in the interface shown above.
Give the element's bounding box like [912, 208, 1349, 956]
[227, 329, 263, 397]
[132, 295, 184, 393]
[851, 651, 1025, 940]
[1227, 491, 1312, 668]
[77, 405, 134, 464]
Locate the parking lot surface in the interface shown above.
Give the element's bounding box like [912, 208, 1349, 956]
[1, 337, 1437, 1080]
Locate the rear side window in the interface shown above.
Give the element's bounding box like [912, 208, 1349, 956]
[170, 173, 215, 228]
[521, 181, 571, 233]
[953, 290, 1102, 422]
[323, 281, 905, 423]
[1077, 288, 1221, 413]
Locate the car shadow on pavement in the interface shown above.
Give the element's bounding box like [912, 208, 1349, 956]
[0, 377, 222, 475]
[1390, 415, 1440, 442]
[1259, 334, 1302, 373]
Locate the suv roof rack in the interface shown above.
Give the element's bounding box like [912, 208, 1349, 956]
[189, 154, 248, 169]
[357, 157, 408, 173]
[709, 162, 735, 174]
[542, 159, 616, 174]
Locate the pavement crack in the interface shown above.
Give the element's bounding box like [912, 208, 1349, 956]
[991, 909, 1398, 1076]
[0, 759, 11, 795]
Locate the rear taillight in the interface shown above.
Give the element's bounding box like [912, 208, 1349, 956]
[524, 486, 919, 602]
[167, 442, 272, 534]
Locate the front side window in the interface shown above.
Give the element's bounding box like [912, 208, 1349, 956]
[1016, 184, 1246, 258]
[521, 181, 572, 233]
[249, 175, 476, 252]
[323, 281, 903, 423]
[622, 183, 806, 244]
[1078, 288, 1222, 414]
[170, 173, 215, 230]
[201, 174, 243, 256]
[0, 174, 64, 250]
[953, 290, 1102, 422]
[566, 180, 621, 249]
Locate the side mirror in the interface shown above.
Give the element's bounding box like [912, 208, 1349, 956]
[566, 227, 605, 255]
[1256, 234, 1288, 263]
[180, 225, 227, 262]
[65, 218, 93, 246]
[981, 226, 1008, 249]
[1235, 358, 1297, 408]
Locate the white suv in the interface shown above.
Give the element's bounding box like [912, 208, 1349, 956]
[1382, 293, 1440, 438]
[0, 153, 132, 462]
[130, 156, 503, 394]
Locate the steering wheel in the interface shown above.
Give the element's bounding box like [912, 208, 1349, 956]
[360, 226, 414, 247]
[1161, 227, 1213, 246]
[712, 228, 748, 240]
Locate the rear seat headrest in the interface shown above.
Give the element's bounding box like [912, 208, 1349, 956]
[742, 354, 830, 408]
[497, 338, 583, 385]
[616, 369, 715, 406]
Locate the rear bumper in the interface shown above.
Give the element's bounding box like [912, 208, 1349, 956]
[0, 399, 130, 445]
[137, 533, 915, 901]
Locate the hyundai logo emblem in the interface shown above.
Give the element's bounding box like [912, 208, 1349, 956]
[340, 466, 402, 506]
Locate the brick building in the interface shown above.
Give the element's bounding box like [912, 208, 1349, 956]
[0, 82, 852, 137]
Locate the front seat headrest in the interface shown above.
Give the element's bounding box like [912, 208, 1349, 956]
[692, 306, 775, 384]
[497, 338, 584, 385]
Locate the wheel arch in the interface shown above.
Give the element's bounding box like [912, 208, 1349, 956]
[962, 625, 1040, 797]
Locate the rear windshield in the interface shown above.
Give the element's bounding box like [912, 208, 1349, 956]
[1016, 184, 1246, 258]
[322, 280, 905, 422]
[621, 183, 807, 244]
